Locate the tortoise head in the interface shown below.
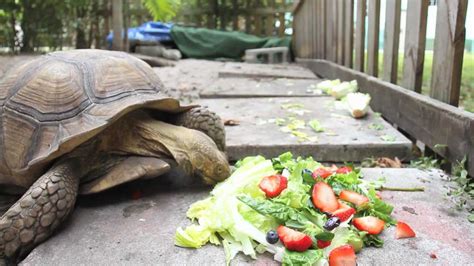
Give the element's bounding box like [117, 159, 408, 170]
[189, 137, 231, 185]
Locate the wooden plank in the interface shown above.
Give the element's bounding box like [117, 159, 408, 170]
[336, 0, 345, 65]
[366, 0, 380, 77]
[430, 0, 468, 106]
[315, 0, 326, 59]
[401, 0, 428, 92]
[298, 58, 474, 177]
[311, 0, 318, 58]
[197, 97, 412, 162]
[354, 0, 366, 71]
[325, 0, 337, 62]
[382, 0, 401, 83]
[344, 0, 354, 68]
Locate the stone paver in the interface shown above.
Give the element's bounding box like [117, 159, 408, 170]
[196, 97, 412, 162]
[22, 168, 474, 265]
[200, 78, 325, 98]
[218, 62, 318, 79]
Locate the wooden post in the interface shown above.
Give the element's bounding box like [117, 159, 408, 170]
[366, 0, 380, 77]
[354, 0, 366, 71]
[112, 0, 123, 51]
[382, 0, 401, 83]
[325, 0, 337, 62]
[123, 0, 129, 52]
[232, 0, 238, 30]
[430, 0, 468, 106]
[401, 0, 428, 92]
[344, 0, 354, 68]
[245, 0, 251, 33]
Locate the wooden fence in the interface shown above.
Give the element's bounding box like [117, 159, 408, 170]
[175, 0, 293, 37]
[292, 0, 474, 176]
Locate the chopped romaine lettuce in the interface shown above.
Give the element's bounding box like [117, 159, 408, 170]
[330, 80, 358, 99]
[345, 92, 371, 118]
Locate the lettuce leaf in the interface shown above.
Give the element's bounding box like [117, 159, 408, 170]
[283, 249, 323, 266]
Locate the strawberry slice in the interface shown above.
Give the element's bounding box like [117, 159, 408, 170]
[339, 190, 369, 206]
[332, 207, 356, 222]
[336, 166, 353, 174]
[329, 244, 357, 266]
[312, 182, 339, 213]
[396, 221, 416, 239]
[312, 167, 333, 179]
[259, 175, 288, 198]
[353, 216, 385, 235]
[277, 225, 313, 252]
[317, 239, 331, 249]
[338, 200, 352, 209]
[375, 191, 382, 199]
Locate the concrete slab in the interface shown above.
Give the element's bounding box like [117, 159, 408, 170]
[200, 78, 325, 98]
[22, 168, 474, 265]
[218, 62, 318, 79]
[196, 97, 412, 162]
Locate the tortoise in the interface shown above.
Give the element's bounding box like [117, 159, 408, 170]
[0, 49, 231, 263]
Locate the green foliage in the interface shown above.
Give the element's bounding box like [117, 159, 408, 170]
[409, 156, 442, 170]
[446, 157, 474, 223]
[142, 0, 180, 21]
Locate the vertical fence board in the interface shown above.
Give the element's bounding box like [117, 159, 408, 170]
[312, 0, 318, 58]
[366, 0, 380, 77]
[245, 0, 251, 32]
[336, 0, 345, 65]
[382, 0, 401, 83]
[325, 0, 337, 62]
[430, 0, 468, 106]
[401, 0, 428, 92]
[344, 0, 354, 68]
[317, 0, 326, 59]
[232, 0, 238, 30]
[354, 0, 366, 71]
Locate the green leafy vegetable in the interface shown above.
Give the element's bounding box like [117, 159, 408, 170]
[283, 249, 323, 266]
[308, 119, 325, 132]
[380, 135, 396, 142]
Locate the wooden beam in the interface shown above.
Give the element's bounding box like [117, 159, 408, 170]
[344, 0, 354, 68]
[297, 58, 474, 177]
[366, 0, 380, 77]
[382, 0, 401, 83]
[354, 0, 366, 71]
[401, 0, 428, 92]
[430, 0, 468, 106]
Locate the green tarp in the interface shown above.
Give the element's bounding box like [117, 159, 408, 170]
[170, 25, 292, 60]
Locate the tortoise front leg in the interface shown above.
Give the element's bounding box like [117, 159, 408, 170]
[0, 160, 80, 263]
[174, 107, 226, 152]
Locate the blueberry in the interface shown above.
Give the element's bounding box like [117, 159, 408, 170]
[266, 230, 279, 244]
[323, 216, 341, 231]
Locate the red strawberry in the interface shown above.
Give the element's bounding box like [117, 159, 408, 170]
[338, 200, 352, 209]
[312, 167, 333, 179]
[353, 216, 385, 235]
[396, 221, 416, 239]
[336, 166, 353, 174]
[312, 182, 339, 213]
[339, 190, 369, 206]
[329, 244, 357, 266]
[332, 207, 356, 222]
[317, 239, 331, 249]
[259, 175, 288, 198]
[277, 226, 313, 252]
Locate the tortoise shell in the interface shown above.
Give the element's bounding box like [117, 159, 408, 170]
[0, 49, 189, 189]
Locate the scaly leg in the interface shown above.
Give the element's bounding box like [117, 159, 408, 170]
[0, 160, 80, 264]
[174, 107, 226, 152]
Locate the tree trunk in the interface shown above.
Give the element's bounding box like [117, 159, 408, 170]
[20, 0, 34, 53]
[112, 0, 124, 51]
[9, 10, 17, 52]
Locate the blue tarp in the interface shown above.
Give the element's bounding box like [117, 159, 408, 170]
[106, 22, 173, 47]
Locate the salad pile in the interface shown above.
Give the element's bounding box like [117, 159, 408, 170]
[175, 153, 415, 265]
